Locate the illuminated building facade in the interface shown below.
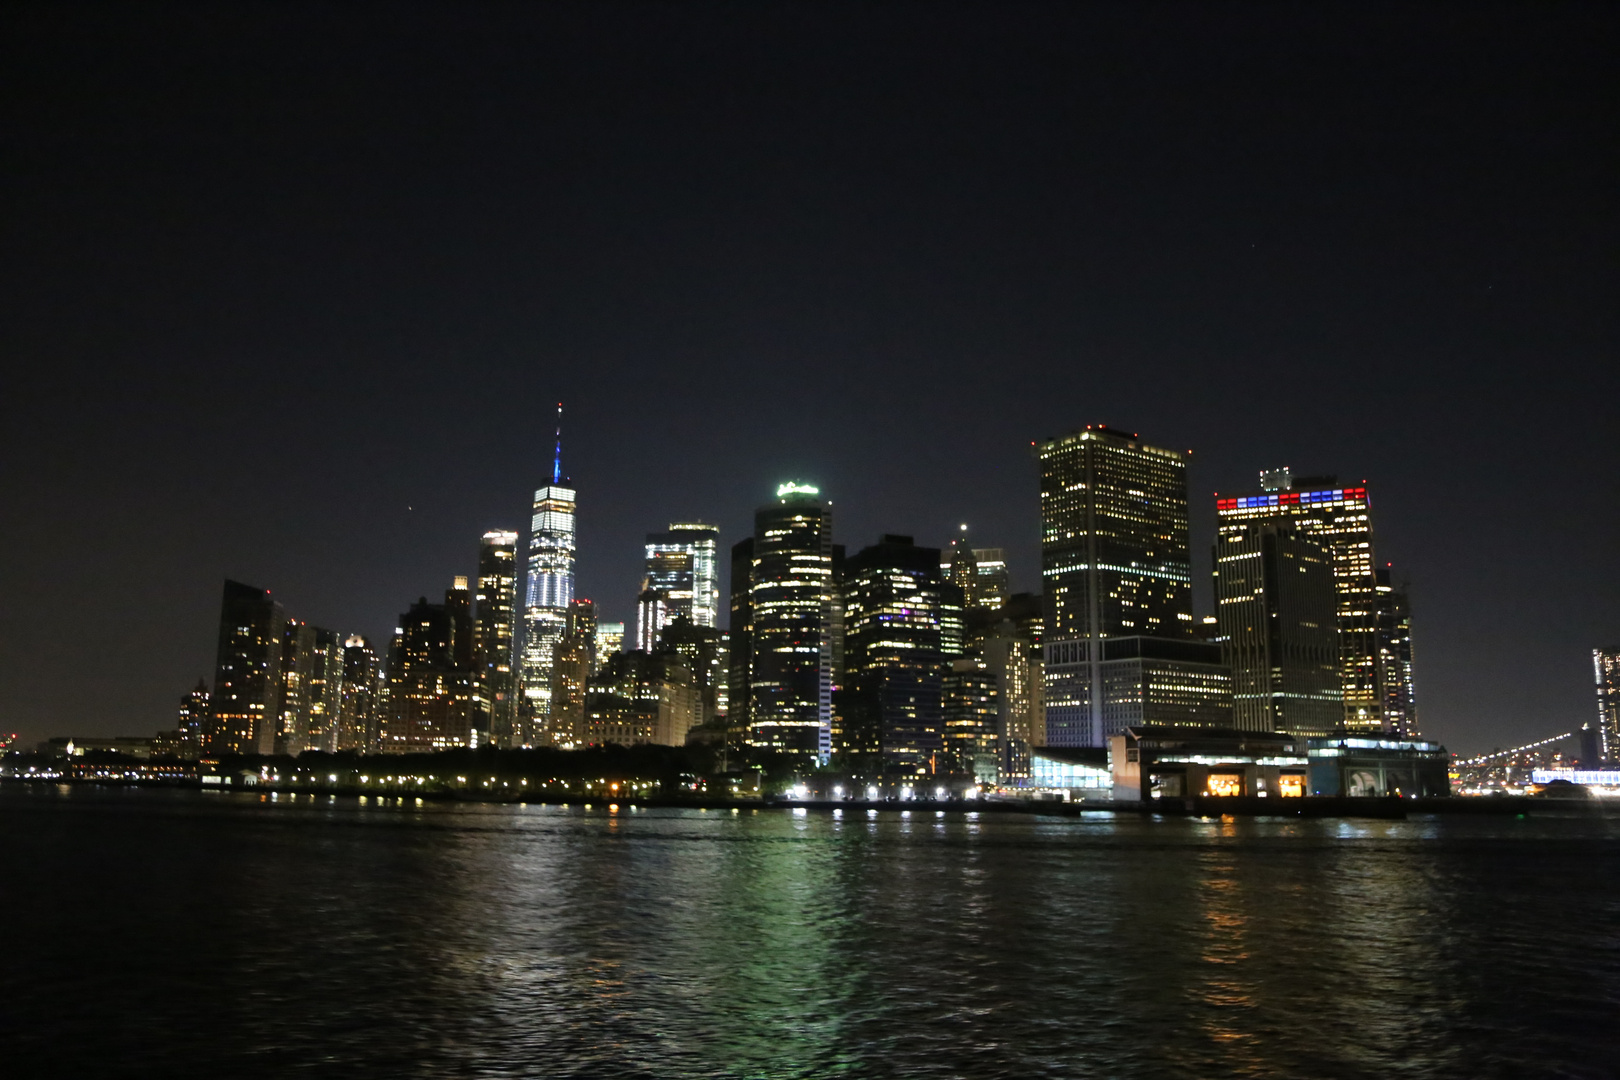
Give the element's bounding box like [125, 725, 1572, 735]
[981, 623, 1042, 778]
[474, 529, 520, 747]
[549, 599, 596, 747]
[381, 581, 475, 751]
[583, 651, 697, 748]
[841, 535, 946, 771]
[972, 549, 1010, 610]
[207, 579, 286, 756]
[940, 540, 1010, 611]
[274, 622, 341, 753]
[1110, 727, 1310, 801]
[1306, 734, 1450, 797]
[1038, 426, 1211, 746]
[521, 413, 576, 743]
[657, 616, 727, 729]
[1595, 648, 1620, 763]
[643, 523, 720, 630]
[1215, 468, 1410, 734]
[305, 627, 344, 752]
[1045, 635, 1231, 737]
[943, 658, 999, 782]
[747, 484, 834, 760]
[1375, 569, 1417, 738]
[275, 620, 316, 754]
[943, 537, 976, 600]
[337, 634, 380, 751]
[940, 581, 966, 660]
[635, 588, 666, 653]
[175, 679, 210, 758]
[1214, 520, 1342, 735]
[594, 622, 624, 668]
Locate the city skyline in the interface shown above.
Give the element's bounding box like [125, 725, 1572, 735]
[2, 6, 1614, 758]
[5, 417, 1613, 760]
[127, 415, 1588, 765]
[2, 8, 1614, 1079]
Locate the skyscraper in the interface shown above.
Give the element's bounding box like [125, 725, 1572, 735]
[207, 580, 286, 756]
[943, 658, 1000, 782]
[1040, 425, 1194, 642]
[304, 627, 345, 753]
[474, 529, 520, 747]
[337, 634, 380, 752]
[549, 599, 597, 748]
[943, 535, 976, 600]
[1215, 468, 1408, 734]
[840, 534, 946, 772]
[747, 483, 834, 760]
[980, 617, 1042, 778]
[175, 679, 210, 759]
[274, 620, 316, 754]
[971, 549, 1010, 610]
[1375, 569, 1418, 738]
[1038, 426, 1226, 746]
[521, 407, 576, 745]
[594, 622, 624, 667]
[643, 523, 721, 629]
[382, 581, 476, 752]
[1594, 648, 1620, 763]
[939, 538, 1010, 611]
[635, 588, 666, 653]
[1214, 520, 1341, 734]
[657, 615, 727, 730]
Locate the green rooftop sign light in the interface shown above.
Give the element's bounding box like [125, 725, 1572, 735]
[776, 482, 820, 499]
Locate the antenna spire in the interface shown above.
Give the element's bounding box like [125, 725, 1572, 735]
[552, 402, 563, 484]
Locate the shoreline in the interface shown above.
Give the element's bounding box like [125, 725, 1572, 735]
[3, 776, 1612, 818]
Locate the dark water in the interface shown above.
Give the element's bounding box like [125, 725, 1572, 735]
[2, 786, 1617, 1078]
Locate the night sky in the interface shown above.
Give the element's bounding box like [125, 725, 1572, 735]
[1, 3, 1614, 755]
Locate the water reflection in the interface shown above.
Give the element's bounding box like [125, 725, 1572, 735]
[2, 789, 1617, 1079]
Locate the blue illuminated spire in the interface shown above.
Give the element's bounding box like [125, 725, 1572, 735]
[552, 402, 563, 485]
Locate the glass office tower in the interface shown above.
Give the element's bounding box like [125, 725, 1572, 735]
[1040, 425, 1193, 642]
[1214, 520, 1342, 735]
[747, 483, 834, 760]
[1594, 648, 1620, 763]
[841, 534, 945, 772]
[475, 529, 519, 747]
[1216, 468, 1407, 734]
[521, 411, 576, 743]
[337, 634, 381, 752]
[207, 579, 286, 756]
[1038, 426, 1226, 747]
[644, 523, 720, 629]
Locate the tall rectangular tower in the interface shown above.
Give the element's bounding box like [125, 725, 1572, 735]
[207, 579, 286, 756]
[1595, 648, 1620, 763]
[521, 409, 576, 744]
[548, 599, 597, 748]
[382, 581, 476, 751]
[1215, 468, 1401, 733]
[275, 619, 317, 754]
[1215, 520, 1341, 734]
[337, 634, 380, 752]
[1038, 426, 1214, 747]
[1039, 426, 1193, 640]
[475, 529, 519, 747]
[841, 534, 945, 772]
[1375, 569, 1418, 738]
[643, 523, 720, 631]
[748, 483, 834, 760]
